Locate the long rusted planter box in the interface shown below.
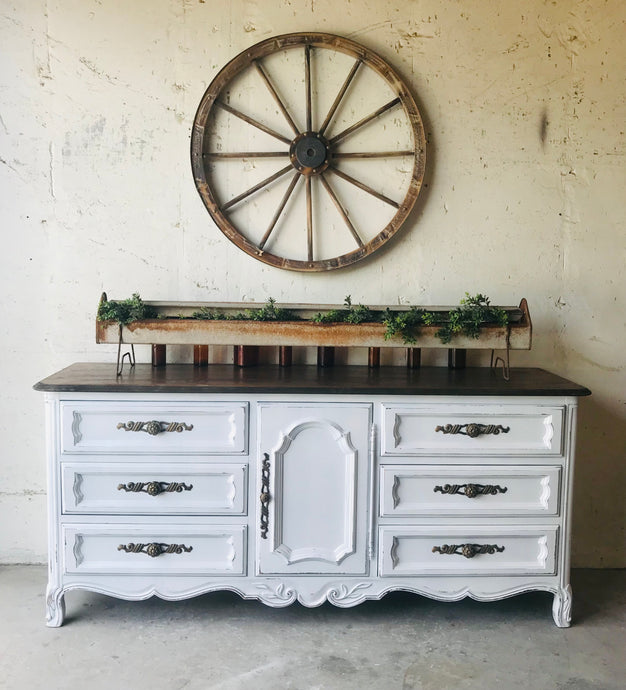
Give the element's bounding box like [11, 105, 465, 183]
[96, 297, 531, 351]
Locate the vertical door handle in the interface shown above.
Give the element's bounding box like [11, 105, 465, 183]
[260, 452, 270, 539]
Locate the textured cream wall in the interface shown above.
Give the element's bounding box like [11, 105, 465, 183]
[0, 0, 624, 565]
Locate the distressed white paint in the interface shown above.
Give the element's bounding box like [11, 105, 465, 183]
[0, 0, 624, 565]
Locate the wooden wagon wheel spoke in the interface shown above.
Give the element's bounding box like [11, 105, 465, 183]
[191, 32, 426, 271]
[332, 150, 414, 159]
[253, 60, 300, 136]
[305, 175, 313, 261]
[328, 97, 402, 146]
[327, 165, 400, 209]
[215, 101, 292, 145]
[221, 164, 293, 212]
[258, 172, 301, 250]
[319, 173, 364, 247]
[304, 44, 312, 132]
[319, 59, 361, 137]
[205, 151, 289, 159]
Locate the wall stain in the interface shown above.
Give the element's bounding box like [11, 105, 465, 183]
[540, 107, 549, 148]
[503, 36, 530, 54]
[0, 156, 26, 180]
[567, 351, 623, 373]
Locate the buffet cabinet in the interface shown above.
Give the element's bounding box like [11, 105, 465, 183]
[35, 364, 589, 627]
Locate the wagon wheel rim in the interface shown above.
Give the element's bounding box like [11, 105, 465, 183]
[191, 32, 426, 272]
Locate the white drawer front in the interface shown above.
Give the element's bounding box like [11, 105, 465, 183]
[379, 526, 558, 576]
[381, 404, 564, 456]
[61, 463, 247, 515]
[63, 524, 246, 575]
[61, 401, 247, 455]
[380, 465, 561, 517]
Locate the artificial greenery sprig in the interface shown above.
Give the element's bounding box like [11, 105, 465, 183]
[382, 306, 426, 344]
[436, 292, 509, 344]
[97, 293, 156, 325]
[246, 297, 301, 322]
[191, 297, 300, 322]
[312, 296, 380, 325]
[382, 293, 509, 344]
[434, 293, 509, 344]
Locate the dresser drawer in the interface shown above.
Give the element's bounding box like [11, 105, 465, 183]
[379, 465, 561, 517]
[63, 524, 246, 575]
[61, 463, 247, 515]
[61, 401, 248, 455]
[381, 404, 563, 456]
[379, 525, 558, 577]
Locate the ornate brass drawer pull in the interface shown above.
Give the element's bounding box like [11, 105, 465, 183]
[432, 543, 505, 559]
[117, 481, 194, 496]
[117, 542, 193, 558]
[433, 483, 508, 498]
[260, 453, 270, 540]
[116, 420, 194, 435]
[435, 423, 510, 438]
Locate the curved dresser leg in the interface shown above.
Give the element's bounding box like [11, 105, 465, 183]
[46, 586, 66, 627]
[552, 584, 572, 628]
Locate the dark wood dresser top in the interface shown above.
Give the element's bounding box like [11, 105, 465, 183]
[34, 363, 591, 397]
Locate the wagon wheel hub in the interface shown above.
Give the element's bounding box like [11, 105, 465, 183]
[290, 132, 330, 176]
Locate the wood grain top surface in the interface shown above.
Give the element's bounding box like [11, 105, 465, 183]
[34, 363, 591, 396]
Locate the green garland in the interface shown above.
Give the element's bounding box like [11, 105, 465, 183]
[311, 296, 377, 325]
[383, 293, 509, 344]
[191, 297, 301, 322]
[97, 293, 156, 325]
[98, 293, 510, 345]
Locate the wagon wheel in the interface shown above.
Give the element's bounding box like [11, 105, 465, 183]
[191, 32, 426, 272]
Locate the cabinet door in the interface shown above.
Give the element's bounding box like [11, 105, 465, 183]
[258, 404, 371, 575]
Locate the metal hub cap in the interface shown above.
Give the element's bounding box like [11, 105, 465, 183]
[290, 131, 330, 175]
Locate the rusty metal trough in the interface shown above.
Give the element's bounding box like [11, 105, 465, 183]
[96, 295, 531, 351]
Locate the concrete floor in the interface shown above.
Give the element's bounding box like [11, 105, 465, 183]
[0, 567, 624, 690]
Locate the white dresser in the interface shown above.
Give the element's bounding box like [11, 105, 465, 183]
[35, 364, 590, 627]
